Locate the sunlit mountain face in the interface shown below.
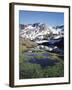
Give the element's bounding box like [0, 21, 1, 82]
[19, 23, 64, 41]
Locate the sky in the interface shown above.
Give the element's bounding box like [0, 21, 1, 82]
[19, 10, 64, 27]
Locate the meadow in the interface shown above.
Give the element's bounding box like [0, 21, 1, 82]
[19, 43, 64, 79]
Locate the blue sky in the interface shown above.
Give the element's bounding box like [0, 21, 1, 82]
[19, 10, 64, 27]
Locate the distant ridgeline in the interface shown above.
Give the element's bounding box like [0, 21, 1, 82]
[19, 23, 64, 41]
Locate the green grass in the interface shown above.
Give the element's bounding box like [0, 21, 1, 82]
[19, 61, 64, 79]
[19, 53, 34, 63]
[19, 45, 64, 79]
[43, 61, 64, 77]
[34, 55, 46, 59]
[19, 52, 64, 79]
[19, 63, 43, 79]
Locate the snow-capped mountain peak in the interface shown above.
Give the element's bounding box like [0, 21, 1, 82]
[19, 23, 64, 40]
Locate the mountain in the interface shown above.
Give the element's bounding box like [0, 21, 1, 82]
[53, 25, 64, 34]
[19, 23, 64, 53]
[19, 23, 64, 41]
[19, 23, 52, 40]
